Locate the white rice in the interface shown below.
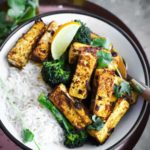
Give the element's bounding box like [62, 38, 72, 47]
[0, 61, 64, 149]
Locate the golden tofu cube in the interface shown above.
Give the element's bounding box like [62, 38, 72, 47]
[69, 52, 97, 100]
[49, 84, 92, 129]
[92, 69, 117, 121]
[7, 20, 46, 68]
[69, 42, 90, 64]
[111, 50, 127, 79]
[69, 42, 101, 64]
[32, 21, 58, 62]
[88, 98, 129, 144]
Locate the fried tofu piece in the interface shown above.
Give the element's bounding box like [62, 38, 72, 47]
[69, 42, 101, 64]
[69, 52, 97, 100]
[49, 84, 92, 129]
[32, 21, 58, 62]
[69, 42, 89, 64]
[7, 20, 46, 68]
[69, 42, 126, 79]
[88, 98, 129, 144]
[92, 69, 117, 121]
[111, 50, 127, 79]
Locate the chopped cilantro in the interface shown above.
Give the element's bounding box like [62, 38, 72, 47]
[97, 51, 113, 68]
[91, 37, 112, 50]
[114, 81, 131, 98]
[87, 115, 104, 131]
[22, 128, 34, 143]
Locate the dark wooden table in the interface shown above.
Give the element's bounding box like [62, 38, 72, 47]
[0, 0, 150, 150]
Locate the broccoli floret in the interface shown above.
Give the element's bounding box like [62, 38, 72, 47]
[74, 20, 91, 44]
[38, 93, 88, 148]
[41, 57, 71, 87]
[64, 130, 87, 148]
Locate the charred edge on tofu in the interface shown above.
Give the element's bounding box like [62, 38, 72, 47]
[7, 20, 46, 68]
[32, 21, 59, 62]
[49, 84, 92, 129]
[69, 52, 97, 100]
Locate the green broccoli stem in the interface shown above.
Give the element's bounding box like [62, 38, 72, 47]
[38, 93, 88, 148]
[38, 93, 73, 133]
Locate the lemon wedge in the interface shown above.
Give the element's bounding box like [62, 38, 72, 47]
[51, 21, 81, 60]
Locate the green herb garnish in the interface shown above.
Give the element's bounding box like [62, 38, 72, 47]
[0, 0, 39, 46]
[91, 37, 112, 50]
[87, 115, 104, 131]
[114, 81, 131, 98]
[7, 0, 38, 24]
[74, 20, 91, 44]
[22, 128, 34, 143]
[97, 51, 113, 68]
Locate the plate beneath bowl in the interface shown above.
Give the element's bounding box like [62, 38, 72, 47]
[0, 10, 150, 150]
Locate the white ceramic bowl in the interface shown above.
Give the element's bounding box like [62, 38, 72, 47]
[0, 10, 150, 150]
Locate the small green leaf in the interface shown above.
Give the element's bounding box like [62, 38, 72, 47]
[22, 128, 34, 143]
[28, 0, 39, 8]
[0, 0, 38, 46]
[74, 20, 91, 44]
[7, 8, 24, 20]
[7, 0, 26, 9]
[114, 81, 131, 98]
[16, 6, 36, 24]
[91, 37, 112, 50]
[87, 115, 104, 131]
[7, 0, 26, 19]
[7, 0, 38, 22]
[97, 51, 113, 68]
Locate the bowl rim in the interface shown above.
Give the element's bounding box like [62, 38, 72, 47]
[0, 10, 150, 150]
